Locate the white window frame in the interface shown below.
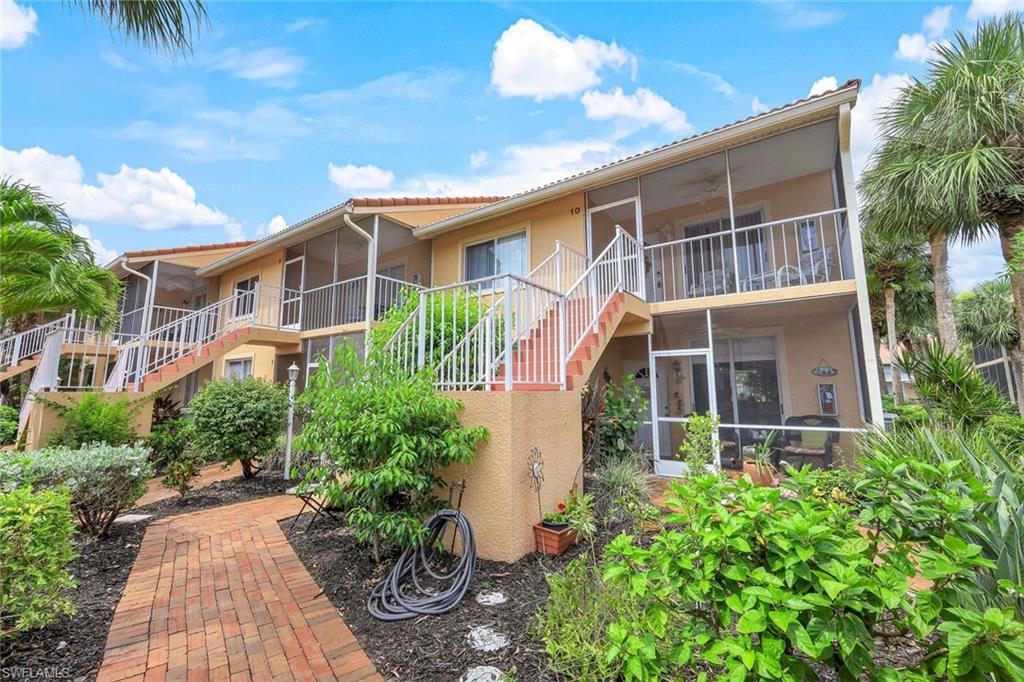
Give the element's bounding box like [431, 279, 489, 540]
[231, 275, 260, 319]
[224, 356, 254, 380]
[462, 229, 529, 282]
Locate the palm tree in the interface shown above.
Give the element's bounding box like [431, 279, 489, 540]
[958, 277, 1023, 416]
[74, 1, 207, 52]
[865, 14, 1024, 354]
[0, 179, 122, 329]
[863, 225, 932, 404]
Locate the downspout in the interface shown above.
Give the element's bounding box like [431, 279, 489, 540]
[342, 213, 376, 355]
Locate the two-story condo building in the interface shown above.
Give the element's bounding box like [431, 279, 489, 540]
[2, 79, 881, 561]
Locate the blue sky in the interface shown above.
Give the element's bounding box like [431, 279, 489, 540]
[2, 0, 1020, 289]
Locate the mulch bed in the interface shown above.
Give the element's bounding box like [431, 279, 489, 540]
[1, 475, 290, 680]
[283, 514, 615, 681]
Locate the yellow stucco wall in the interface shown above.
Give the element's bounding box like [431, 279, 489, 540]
[440, 389, 582, 563]
[23, 392, 154, 451]
[430, 193, 586, 286]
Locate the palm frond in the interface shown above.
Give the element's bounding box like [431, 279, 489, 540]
[75, 0, 207, 52]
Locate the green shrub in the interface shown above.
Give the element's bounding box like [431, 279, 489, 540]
[11, 443, 154, 536]
[297, 342, 487, 561]
[44, 393, 142, 448]
[591, 450, 653, 530]
[898, 343, 1011, 427]
[985, 414, 1024, 464]
[597, 375, 648, 463]
[533, 557, 644, 680]
[146, 418, 188, 469]
[593, 441, 1024, 681]
[162, 453, 201, 499]
[802, 465, 865, 505]
[0, 486, 76, 640]
[185, 377, 287, 478]
[0, 404, 17, 444]
[677, 411, 720, 474]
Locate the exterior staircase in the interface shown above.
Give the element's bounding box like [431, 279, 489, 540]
[0, 354, 40, 384]
[137, 328, 255, 394]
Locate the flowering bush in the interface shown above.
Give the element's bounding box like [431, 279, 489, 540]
[7, 443, 154, 536]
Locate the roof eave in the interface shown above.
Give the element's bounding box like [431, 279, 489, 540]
[412, 82, 859, 239]
[196, 202, 354, 277]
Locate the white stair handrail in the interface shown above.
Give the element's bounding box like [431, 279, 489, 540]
[0, 313, 74, 371]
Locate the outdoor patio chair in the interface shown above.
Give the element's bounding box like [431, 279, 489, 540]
[775, 246, 837, 287]
[780, 415, 839, 469]
[288, 471, 347, 532]
[687, 267, 733, 298]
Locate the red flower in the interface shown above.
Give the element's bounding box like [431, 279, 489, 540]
[557, 502, 566, 511]
[568, 488, 575, 494]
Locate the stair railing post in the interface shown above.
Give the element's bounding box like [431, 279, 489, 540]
[11, 336, 21, 367]
[616, 227, 626, 292]
[416, 290, 427, 369]
[504, 275, 513, 392]
[558, 294, 567, 390]
[554, 240, 563, 292]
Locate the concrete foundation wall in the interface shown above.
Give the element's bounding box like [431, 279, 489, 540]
[440, 390, 582, 563]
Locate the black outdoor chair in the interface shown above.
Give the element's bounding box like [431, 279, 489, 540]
[780, 415, 840, 469]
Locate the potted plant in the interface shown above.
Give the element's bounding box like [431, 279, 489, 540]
[534, 488, 586, 555]
[742, 431, 777, 486]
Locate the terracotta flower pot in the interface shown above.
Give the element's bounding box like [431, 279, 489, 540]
[533, 522, 577, 555]
[743, 460, 774, 486]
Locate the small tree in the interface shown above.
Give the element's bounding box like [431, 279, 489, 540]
[677, 411, 721, 475]
[44, 393, 142, 448]
[596, 375, 648, 464]
[297, 342, 487, 562]
[185, 377, 287, 478]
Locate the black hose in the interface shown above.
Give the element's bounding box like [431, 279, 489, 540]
[367, 508, 476, 621]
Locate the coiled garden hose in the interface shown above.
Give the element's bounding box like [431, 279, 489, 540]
[366, 508, 476, 621]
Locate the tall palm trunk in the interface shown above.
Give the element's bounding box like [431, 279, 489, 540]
[997, 220, 1024, 416]
[929, 233, 958, 350]
[883, 286, 905, 405]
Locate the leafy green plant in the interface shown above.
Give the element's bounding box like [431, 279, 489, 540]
[8, 443, 154, 536]
[184, 377, 287, 478]
[0, 485, 76, 640]
[296, 342, 487, 562]
[544, 487, 597, 544]
[601, 466, 1024, 681]
[677, 411, 720, 475]
[0, 404, 17, 444]
[597, 375, 648, 463]
[897, 342, 1011, 427]
[591, 449, 653, 531]
[146, 418, 187, 469]
[533, 557, 644, 681]
[44, 392, 143, 448]
[162, 453, 201, 499]
[803, 465, 865, 505]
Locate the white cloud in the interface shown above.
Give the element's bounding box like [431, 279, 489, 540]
[894, 33, 936, 61]
[766, 2, 844, 30]
[923, 5, 953, 38]
[301, 69, 461, 107]
[117, 101, 312, 162]
[100, 49, 141, 72]
[350, 136, 633, 198]
[256, 214, 288, 237]
[1, 0, 37, 49]
[284, 17, 323, 34]
[580, 87, 692, 134]
[808, 76, 839, 97]
[327, 163, 395, 194]
[72, 224, 119, 265]
[469, 150, 489, 169]
[967, 0, 1024, 21]
[2, 146, 240, 233]
[490, 19, 634, 101]
[751, 96, 769, 113]
[210, 47, 305, 87]
[851, 73, 913, 175]
[949, 234, 1006, 291]
[670, 62, 740, 99]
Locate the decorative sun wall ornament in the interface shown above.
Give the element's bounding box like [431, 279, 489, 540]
[528, 447, 544, 521]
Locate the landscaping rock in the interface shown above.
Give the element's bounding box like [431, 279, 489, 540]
[112, 513, 152, 524]
[474, 590, 507, 606]
[467, 625, 509, 652]
[460, 666, 504, 682]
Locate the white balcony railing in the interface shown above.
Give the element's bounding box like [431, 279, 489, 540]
[644, 208, 850, 303]
[0, 313, 74, 371]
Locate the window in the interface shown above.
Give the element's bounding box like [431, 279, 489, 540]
[465, 232, 526, 281]
[798, 219, 820, 252]
[232, 276, 259, 317]
[225, 358, 253, 380]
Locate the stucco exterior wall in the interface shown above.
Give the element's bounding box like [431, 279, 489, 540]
[440, 389, 582, 563]
[212, 344, 279, 382]
[23, 391, 154, 451]
[431, 193, 586, 286]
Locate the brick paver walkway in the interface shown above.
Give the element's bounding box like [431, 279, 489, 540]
[134, 462, 244, 508]
[97, 496, 381, 682]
